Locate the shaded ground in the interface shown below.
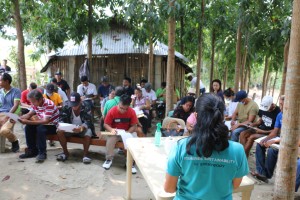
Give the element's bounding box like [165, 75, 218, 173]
[0, 117, 299, 200]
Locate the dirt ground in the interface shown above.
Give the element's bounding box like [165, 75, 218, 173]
[1, 107, 300, 199]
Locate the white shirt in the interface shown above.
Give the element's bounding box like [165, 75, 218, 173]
[142, 88, 157, 103]
[72, 110, 83, 125]
[57, 87, 68, 104]
[227, 102, 238, 117]
[191, 77, 205, 89]
[77, 82, 97, 97]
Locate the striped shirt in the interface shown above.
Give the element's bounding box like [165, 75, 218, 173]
[31, 98, 60, 125]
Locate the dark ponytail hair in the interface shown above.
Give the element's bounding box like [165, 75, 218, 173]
[186, 93, 229, 157]
[223, 87, 235, 98]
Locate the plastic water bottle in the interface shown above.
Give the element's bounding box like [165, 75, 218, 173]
[154, 123, 162, 146]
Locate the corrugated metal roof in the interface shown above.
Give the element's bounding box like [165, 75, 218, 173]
[55, 29, 189, 63]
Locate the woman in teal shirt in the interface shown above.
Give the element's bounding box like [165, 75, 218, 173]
[164, 94, 249, 200]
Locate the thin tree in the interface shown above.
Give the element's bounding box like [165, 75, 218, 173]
[274, 1, 300, 199]
[165, 0, 176, 115]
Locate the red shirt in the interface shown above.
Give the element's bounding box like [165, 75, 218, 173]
[31, 98, 60, 125]
[104, 106, 138, 131]
[21, 89, 30, 105]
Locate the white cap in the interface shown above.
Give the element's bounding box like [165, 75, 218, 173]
[260, 96, 273, 111]
[187, 88, 196, 94]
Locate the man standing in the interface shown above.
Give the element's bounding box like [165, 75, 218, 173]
[0, 59, 11, 73]
[188, 75, 205, 94]
[239, 95, 280, 157]
[97, 76, 114, 104]
[50, 78, 68, 105]
[102, 94, 138, 174]
[56, 92, 95, 164]
[122, 77, 134, 96]
[55, 72, 70, 97]
[230, 90, 259, 142]
[19, 90, 60, 163]
[0, 73, 20, 152]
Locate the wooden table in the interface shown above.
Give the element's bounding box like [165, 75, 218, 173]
[126, 137, 254, 200]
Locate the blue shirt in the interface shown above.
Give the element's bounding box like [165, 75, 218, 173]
[0, 87, 21, 113]
[274, 112, 282, 129]
[167, 138, 249, 200]
[97, 84, 114, 98]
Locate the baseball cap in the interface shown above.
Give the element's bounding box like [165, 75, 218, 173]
[260, 96, 273, 111]
[46, 83, 55, 93]
[69, 92, 81, 107]
[144, 83, 152, 90]
[101, 76, 109, 82]
[234, 90, 248, 102]
[55, 71, 62, 76]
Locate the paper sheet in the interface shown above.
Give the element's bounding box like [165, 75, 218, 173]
[58, 123, 78, 133]
[254, 136, 280, 149]
[116, 129, 135, 149]
[2, 112, 20, 122]
[133, 107, 145, 118]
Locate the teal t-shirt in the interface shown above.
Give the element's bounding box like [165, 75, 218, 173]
[167, 138, 249, 200]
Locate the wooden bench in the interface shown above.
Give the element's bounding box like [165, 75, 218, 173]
[0, 132, 125, 153]
[46, 132, 125, 149]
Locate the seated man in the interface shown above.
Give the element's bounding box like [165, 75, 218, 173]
[56, 92, 95, 164]
[21, 82, 37, 114]
[19, 89, 60, 163]
[239, 95, 280, 157]
[43, 83, 63, 108]
[251, 95, 284, 182]
[230, 90, 259, 142]
[0, 73, 21, 152]
[77, 76, 98, 110]
[102, 94, 138, 174]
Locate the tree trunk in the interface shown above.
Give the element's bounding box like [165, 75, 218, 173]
[246, 62, 251, 93]
[234, 23, 242, 92]
[209, 30, 215, 92]
[180, 15, 184, 54]
[272, 70, 278, 97]
[195, 0, 205, 97]
[274, 1, 300, 199]
[148, 36, 154, 85]
[262, 56, 269, 98]
[280, 39, 289, 96]
[241, 46, 247, 90]
[223, 65, 228, 91]
[12, 0, 26, 91]
[87, 0, 93, 74]
[165, 0, 176, 116]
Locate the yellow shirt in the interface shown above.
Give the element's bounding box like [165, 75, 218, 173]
[43, 93, 63, 106]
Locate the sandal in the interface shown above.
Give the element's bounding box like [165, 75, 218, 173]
[56, 153, 68, 162]
[83, 157, 92, 164]
[250, 171, 268, 183]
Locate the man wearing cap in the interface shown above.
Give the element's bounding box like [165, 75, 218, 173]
[239, 95, 280, 157]
[230, 90, 259, 142]
[55, 72, 70, 97]
[97, 76, 115, 104]
[0, 73, 21, 152]
[250, 95, 285, 183]
[142, 83, 157, 106]
[50, 78, 68, 106]
[19, 89, 60, 162]
[56, 92, 95, 164]
[43, 83, 63, 108]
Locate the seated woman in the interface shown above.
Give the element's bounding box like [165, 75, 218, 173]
[172, 96, 195, 123]
[211, 79, 224, 102]
[164, 94, 249, 199]
[131, 88, 151, 135]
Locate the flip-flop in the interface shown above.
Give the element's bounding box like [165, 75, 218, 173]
[56, 153, 68, 162]
[250, 171, 268, 183]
